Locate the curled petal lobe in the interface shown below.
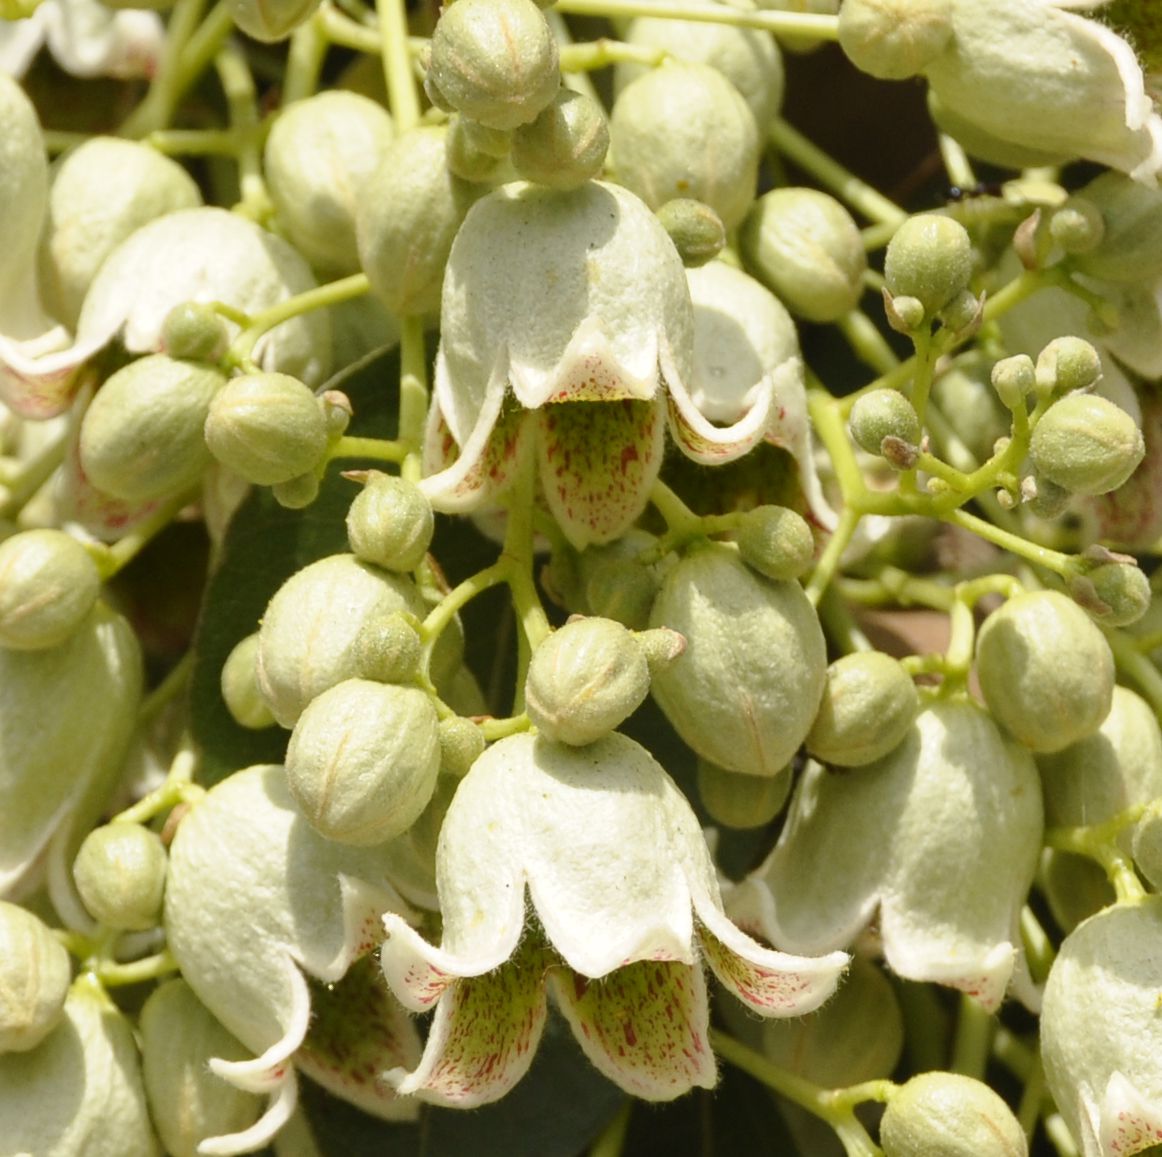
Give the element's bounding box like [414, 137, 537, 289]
[1098, 1071, 1162, 1157]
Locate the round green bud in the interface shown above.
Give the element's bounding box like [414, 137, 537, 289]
[0, 902, 70, 1053]
[525, 617, 653, 746]
[837, 0, 953, 80]
[1033, 336, 1103, 397]
[160, 302, 229, 364]
[220, 633, 276, 730]
[352, 611, 423, 684]
[73, 823, 167, 932]
[884, 212, 974, 319]
[735, 504, 814, 581]
[0, 530, 101, 651]
[990, 354, 1035, 410]
[849, 388, 922, 457]
[511, 89, 609, 190]
[264, 91, 393, 276]
[885, 293, 925, 333]
[426, 0, 560, 131]
[140, 980, 262, 1157]
[806, 651, 919, 767]
[1069, 559, 1151, 627]
[655, 198, 727, 268]
[741, 187, 867, 322]
[79, 354, 225, 502]
[975, 590, 1114, 753]
[880, 1072, 1027, 1157]
[696, 758, 790, 829]
[455, 116, 512, 159]
[584, 556, 659, 631]
[1048, 195, 1105, 255]
[1071, 171, 1162, 282]
[610, 61, 759, 231]
[285, 678, 441, 845]
[204, 371, 328, 486]
[1031, 394, 1145, 496]
[271, 470, 320, 510]
[1132, 800, 1162, 890]
[231, 0, 319, 42]
[445, 116, 507, 183]
[438, 715, 486, 778]
[345, 471, 435, 573]
[1024, 472, 1072, 520]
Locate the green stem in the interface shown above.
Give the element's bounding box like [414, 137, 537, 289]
[97, 949, 180, 988]
[284, 16, 329, 105]
[555, 0, 840, 40]
[479, 713, 533, 741]
[1019, 905, 1056, 986]
[215, 42, 268, 219]
[0, 428, 68, 519]
[114, 745, 203, 825]
[503, 456, 552, 655]
[91, 488, 199, 579]
[805, 502, 861, 607]
[938, 132, 976, 191]
[1016, 1051, 1047, 1141]
[137, 651, 195, 729]
[1045, 808, 1149, 903]
[837, 309, 900, 375]
[422, 560, 509, 669]
[326, 435, 410, 465]
[648, 478, 702, 535]
[588, 1101, 632, 1157]
[943, 508, 1073, 578]
[398, 315, 429, 482]
[559, 38, 667, 71]
[378, 0, 421, 131]
[317, 6, 382, 54]
[1045, 1113, 1081, 1157]
[144, 127, 253, 156]
[949, 993, 994, 1080]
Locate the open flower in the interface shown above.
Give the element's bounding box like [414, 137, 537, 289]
[420, 180, 800, 548]
[379, 731, 847, 1107]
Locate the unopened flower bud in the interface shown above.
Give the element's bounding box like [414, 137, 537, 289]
[0, 902, 70, 1053]
[849, 388, 922, 458]
[231, 0, 319, 42]
[697, 758, 789, 829]
[160, 302, 229, 364]
[990, 354, 1035, 409]
[204, 371, 327, 486]
[884, 292, 926, 333]
[584, 556, 659, 630]
[426, 0, 559, 131]
[345, 471, 434, 573]
[880, 1072, 1027, 1157]
[939, 287, 982, 335]
[1023, 471, 1072, 520]
[438, 715, 486, 778]
[272, 470, 319, 509]
[1071, 170, 1162, 282]
[525, 617, 653, 746]
[79, 354, 225, 502]
[73, 822, 167, 931]
[741, 187, 867, 322]
[220, 633, 276, 729]
[1048, 195, 1104, 254]
[611, 61, 759, 230]
[837, 0, 953, 80]
[884, 213, 974, 320]
[0, 530, 101, 650]
[455, 116, 512, 159]
[736, 504, 814, 581]
[806, 651, 919, 767]
[655, 198, 726, 268]
[285, 678, 441, 844]
[353, 611, 423, 684]
[975, 590, 1114, 753]
[445, 116, 507, 182]
[1069, 555, 1151, 628]
[1031, 393, 1145, 496]
[511, 89, 609, 190]
[1033, 335, 1103, 397]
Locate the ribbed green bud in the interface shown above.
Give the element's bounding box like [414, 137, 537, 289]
[511, 89, 609, 190]
[881, 1072, 1027, 1157]
[0, 530, 101, 651]
[884, 212, 974, 319]
[79, 354, 225, 502]
[285, 678, 441, 844]
[220, 633, 276, 729]
[73, 823, 167, 932]
[345, 471, 434, 573]
[438, 715, 486, 778]
[696, 758, 789, 829]
[426, 0, 560, 131]
[352, 611, 423, 684]
[1033, 336, 1103, 397]
[837, 0, 953, 80]
[849, 388, 922, 459]
[1031, 394, 1145, 496]
[1069, 557, 1151, 627]
[610, 61, 759, 231]
[160, 302, 229, 364]
[807, 651, 919, 767]
[0, 902, 70, 1053]
[975, 590, 1114, 753]
[741, 187, 867, 322]
[1071, 171, 1162, 283]
[990, 354, 1035, 410]
[204, 372, 327, 486]
[140, 980, 262, 1157]
[655, 198, 727, 268]
[735, 504, 814, 581]
[584, 555, 659, 631]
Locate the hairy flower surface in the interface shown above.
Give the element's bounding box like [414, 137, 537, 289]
[380, 731, 847, 1106]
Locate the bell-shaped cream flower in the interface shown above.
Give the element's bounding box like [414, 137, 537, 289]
[736, 696, 1043, 1012]
[421, 180, 797, 548]
[1041, 897, 1162, 1157]
[165, 765, 421, 1156]
[380, 731, 847, 1107]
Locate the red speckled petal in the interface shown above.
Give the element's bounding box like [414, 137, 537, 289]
[1099, 1071, 1162, 1157]
[548, 961, 716, 1101]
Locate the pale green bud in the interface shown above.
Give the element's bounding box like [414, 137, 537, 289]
[837, 0, 953, 80]
[352, 611, 423, 684]
[264, 91, 394, 275]
[426, 0, 560, 131]
[735, 504, 814, 581]
[1024, 471, 1072, 520]
[73, 823, 167, 932]
[1132, 800, 1162, 890]
[884, 212, 974, 319]
[0, 529, 100, 651]
[345, 471, 435, 573]
[220, 633, 276, 729]
[438, 715, 486, 778]
[1031, 393, 1145, 496]
[696, 758, 789, 829]
[883, 292, 926, 334]
[140, 980, 262, 1157]
[445, 116, 507, 183]
[975, 590, 1114, 753]
[285, 678, 441, 845]
[0, 902, 70, 1053]
[806, 651, 919, 768]
[160, 302, 229, 364]
[584, 555, 660, 631]
[990, 353, 1035, 410]
[741, 187, 867, 322]
[230, 0, 319, 42]
[511, 89, 609, 190]
[655, 198, 727, 268]
[204, 371, 327, 486]
[271, 470, 319, 510]
[454, 116, 512, 159]
[610, 61, 759, 231]
[1071, 170, 1162, 282]
[1034, 335, 1104, 398]
[1069, 557, 1151, 627]
[1048, 195, 1105, 255]
[849, 388, 922, 458]
[881, 1072, 1027, 1157]
[79, 354, 225, 502]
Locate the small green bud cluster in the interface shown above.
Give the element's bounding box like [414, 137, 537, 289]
[883, 212, 976, 332]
